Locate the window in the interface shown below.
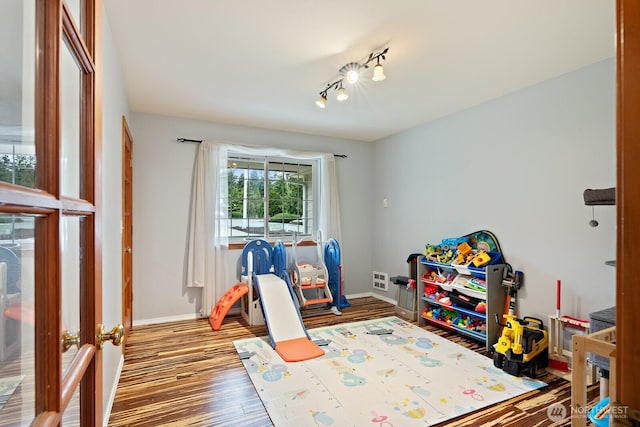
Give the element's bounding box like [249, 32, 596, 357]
[0, 143, 36, 243]
[0, 142, 37, 188]
[226, 153, 316, 240]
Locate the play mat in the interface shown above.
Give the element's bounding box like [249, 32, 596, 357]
[233, 316, 545, 426]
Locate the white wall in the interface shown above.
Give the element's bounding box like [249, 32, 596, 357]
[372, 58, 616, 321]
[101, 6, 130, 422]
[129, 113, 374, 321]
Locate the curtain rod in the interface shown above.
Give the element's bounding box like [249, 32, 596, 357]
[176, 137, 347, 158]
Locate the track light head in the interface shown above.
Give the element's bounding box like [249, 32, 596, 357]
[336, 82, 349, 101]
[372, 58, 386, 82]
[346, 69, 359, 84]
[340, 62, 363, 84]
[315, 92, 327, 109]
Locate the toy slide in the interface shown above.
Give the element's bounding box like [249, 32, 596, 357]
[209, 283, 248, 331]
[254, 273, 324, 362]
[324, 238, 350, 310]
[290, 231, 340, 315]
[240, 239, 274, 326]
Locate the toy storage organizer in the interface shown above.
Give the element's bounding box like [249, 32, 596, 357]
[417, 257, 506, 352]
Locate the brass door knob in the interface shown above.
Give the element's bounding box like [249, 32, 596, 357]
[124, 247, 132, 253]
[61, 330, 80, 353]
[96, 324, 124, 348]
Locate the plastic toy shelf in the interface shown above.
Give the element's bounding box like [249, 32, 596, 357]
[421, 297, 487, 343]
[420, 314, 454, 331]
[422, 297, 486, 320]
[422, 259, 456, 274]
[422, 252, 502, 280]
[418, 258, 505, 352]
[452, 325, 486, 342]
[453, 304, 486, 321]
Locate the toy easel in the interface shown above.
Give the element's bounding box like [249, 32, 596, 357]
[547, 315, 598, 385]
[547, 279, 597, 385]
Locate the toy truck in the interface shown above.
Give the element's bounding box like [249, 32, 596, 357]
[493, 313, 549, 378]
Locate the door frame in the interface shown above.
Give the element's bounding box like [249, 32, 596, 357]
[121, 116, 133, 348]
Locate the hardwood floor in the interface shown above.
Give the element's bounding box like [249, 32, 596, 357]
[108, 297, 598, 426]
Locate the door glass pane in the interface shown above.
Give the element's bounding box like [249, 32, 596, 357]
[0, 214, 35, 426]
[61, 216, 81, 375]
[60, 41, 81, 199]
[65, 0, 83, 35]
[0, 0, 37, 189]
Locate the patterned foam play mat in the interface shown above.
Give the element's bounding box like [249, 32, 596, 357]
[234, 316, 546, 426]
[0, 375, 24, 411]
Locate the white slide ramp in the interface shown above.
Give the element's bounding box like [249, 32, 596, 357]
[255, 274, 324, 362]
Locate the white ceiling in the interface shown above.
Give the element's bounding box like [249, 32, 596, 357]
[104, 0, 615, 142]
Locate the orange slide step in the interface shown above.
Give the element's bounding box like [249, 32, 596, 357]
[209, 283, 248, 331]
[303, 297, 331, 306]
[300, 283, 327, 290]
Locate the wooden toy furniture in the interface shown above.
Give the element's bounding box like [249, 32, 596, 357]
[571, 326, 616, 427]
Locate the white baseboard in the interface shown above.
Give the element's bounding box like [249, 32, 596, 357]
[345, 292, 396, 305]
[134, 313, 202, 326]
[123, 291, 396, 329]
[133, 307, 242, 327]
[103, 355, 124, 427]
[133, 295, 396, 327]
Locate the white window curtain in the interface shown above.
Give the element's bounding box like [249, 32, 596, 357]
[186, 141, 229, 316]
[186, 141, 341, 315]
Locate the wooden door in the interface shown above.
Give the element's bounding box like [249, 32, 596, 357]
[122, 117, 133, 345]
[616, 0, 640, 415]
[0, 0, 113, 425]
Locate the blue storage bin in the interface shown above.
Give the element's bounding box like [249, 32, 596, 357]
[422, 258, 457, 274]
[468, 252, 503, 277]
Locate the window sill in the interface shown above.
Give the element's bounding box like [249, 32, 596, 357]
[228, 240, 318, 250]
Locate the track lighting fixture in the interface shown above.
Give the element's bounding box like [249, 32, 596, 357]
[315, 47, 389, 109]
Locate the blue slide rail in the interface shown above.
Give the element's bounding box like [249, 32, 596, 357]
[324, 238, 350, 310]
